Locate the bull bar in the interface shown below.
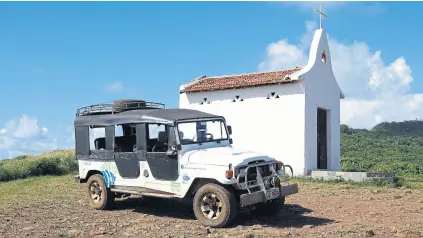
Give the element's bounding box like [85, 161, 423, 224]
[235, 161, 299, 207]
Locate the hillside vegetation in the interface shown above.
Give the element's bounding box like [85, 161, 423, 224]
[0, 120, 422, 183]
[0, 150, 77, 182]
[341, 120, 423, 179]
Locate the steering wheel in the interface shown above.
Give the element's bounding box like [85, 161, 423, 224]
[152, 144, 158, 152]
[206, 133, 214, 140]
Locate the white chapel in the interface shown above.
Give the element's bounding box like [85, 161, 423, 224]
[179, 22, 344, 176]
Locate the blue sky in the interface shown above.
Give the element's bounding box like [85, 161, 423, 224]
[1, 1, 423, 158]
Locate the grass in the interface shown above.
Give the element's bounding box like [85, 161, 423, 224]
[0, 174, 84, 214]
[0, 149, 77, 182]
[0, 169, 421, 216]
[286, 175, 423, 189]
[0, 173, 391, 215]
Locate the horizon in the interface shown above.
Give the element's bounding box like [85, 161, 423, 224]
[0, 118, 421, 160]
[1, 1, 423, 158]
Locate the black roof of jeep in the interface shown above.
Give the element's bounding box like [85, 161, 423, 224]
[74, 100, 223, 126]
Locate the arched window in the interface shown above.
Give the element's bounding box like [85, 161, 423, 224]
[322, 50, 327, 63]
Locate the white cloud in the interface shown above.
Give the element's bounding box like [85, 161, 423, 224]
[258, 40, 305, 71]
[0, 115, 73, 159]
[258, 21, 421, 129]
[10, 115, 47, 139]
[105, 81, 124, 93]
[0, 114, 112, 158]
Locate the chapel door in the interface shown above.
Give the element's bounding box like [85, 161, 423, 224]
[317, 108, 328, 170]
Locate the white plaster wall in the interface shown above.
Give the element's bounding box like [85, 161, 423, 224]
[293, 29, 342, 172]
[179, 83, 307, 175]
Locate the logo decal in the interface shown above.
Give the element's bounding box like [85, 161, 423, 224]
[101, 169, 116, 187]
[182, 174, 190, 184]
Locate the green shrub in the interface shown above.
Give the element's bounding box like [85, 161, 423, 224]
[0, 150, 76, 182]
[290, 176, 400, 188]
[340, 120, 423, 178]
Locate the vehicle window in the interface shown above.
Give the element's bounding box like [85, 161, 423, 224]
[115, 125, 123, 137]
[149, 124, 165, 139]
[177, 120, 228, 144]
[115, 124, 137, 153]
[89, 127, 106, 150]
[147, 124, 168, 152]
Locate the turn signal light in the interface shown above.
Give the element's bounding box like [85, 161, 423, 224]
[277, 161, 283, 170]
[225, 170, 233, 179]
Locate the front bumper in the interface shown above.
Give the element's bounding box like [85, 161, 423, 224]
[235, 161, 299, 207]
[240, 184, 299, 207]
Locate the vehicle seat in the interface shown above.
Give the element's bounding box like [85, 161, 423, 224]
[115, 135, 136, 152]
[94, 137, 106, 150]
[154, 131, 168, 152]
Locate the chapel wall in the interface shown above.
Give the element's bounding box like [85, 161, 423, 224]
[179, 83, 308, 175]
[297, 29, 342, 172]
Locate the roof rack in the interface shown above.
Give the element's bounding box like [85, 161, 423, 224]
[76, 100, 165, 117]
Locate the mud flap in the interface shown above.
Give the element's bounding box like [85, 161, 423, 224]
[280, 183, 299, 197]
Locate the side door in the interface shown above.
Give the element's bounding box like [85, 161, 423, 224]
[145, 123, 179, 181]
[113, 124, 140, 179]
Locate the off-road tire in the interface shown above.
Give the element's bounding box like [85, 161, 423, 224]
[112, 99, 146, 112]
[193, 183, 238, 228]
[251, 195, 285, 216]
[86, 174, 115, 210]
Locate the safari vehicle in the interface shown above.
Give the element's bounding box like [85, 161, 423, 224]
[73, 99, 298, 228]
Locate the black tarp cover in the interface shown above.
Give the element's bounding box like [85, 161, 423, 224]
[74, 108, 223, 126]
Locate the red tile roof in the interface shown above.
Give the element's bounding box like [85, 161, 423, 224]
[180, 67, 302, 93]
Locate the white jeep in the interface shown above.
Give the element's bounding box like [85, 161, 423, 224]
[74, 100, 298, 228]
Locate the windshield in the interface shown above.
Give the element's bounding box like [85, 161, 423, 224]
[177, 119, 228, 144]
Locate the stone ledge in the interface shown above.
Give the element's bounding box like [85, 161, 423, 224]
[307, 170, 396, 182]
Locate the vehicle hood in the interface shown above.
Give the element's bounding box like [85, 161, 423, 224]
[186, 146, 275, 167]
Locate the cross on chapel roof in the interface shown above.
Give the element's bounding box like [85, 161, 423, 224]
[315, 4, 327, 29]
[180, 6, 332, 95]
[180, 67, 302, 93]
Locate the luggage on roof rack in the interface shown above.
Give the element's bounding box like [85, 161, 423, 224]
[76, 99, 165, 117]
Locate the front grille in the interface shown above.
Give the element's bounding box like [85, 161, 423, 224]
[235, 161, 276, 184]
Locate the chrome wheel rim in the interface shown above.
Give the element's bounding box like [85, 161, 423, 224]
[200, 193, 223, 220]
[89, 181, 102, 203]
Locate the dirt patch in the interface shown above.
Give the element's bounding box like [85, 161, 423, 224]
[0, 176, 422, 238]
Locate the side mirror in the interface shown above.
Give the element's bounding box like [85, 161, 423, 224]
[227, 125, 232, 135]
